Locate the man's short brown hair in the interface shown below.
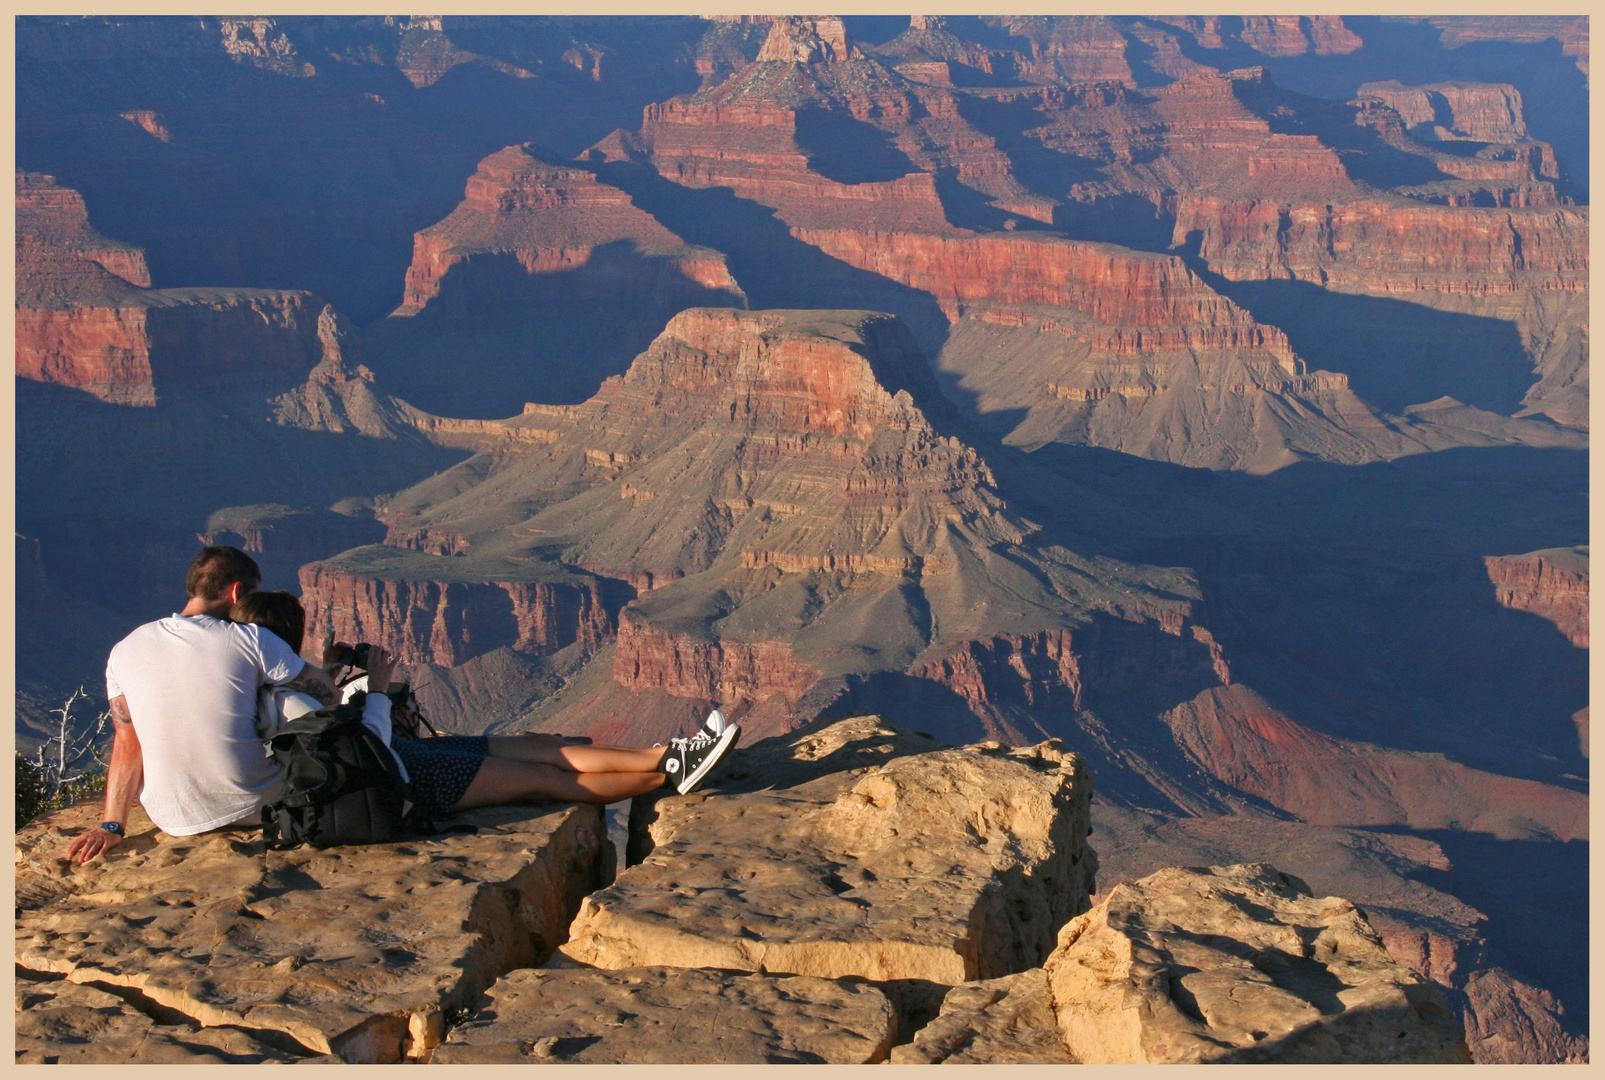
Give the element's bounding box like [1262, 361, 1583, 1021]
[186, 546, 262, 600]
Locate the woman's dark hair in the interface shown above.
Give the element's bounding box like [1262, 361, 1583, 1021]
[230, 590, 306, 653]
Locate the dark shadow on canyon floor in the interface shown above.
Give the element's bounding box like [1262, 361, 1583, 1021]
[365, 241, 747, 418]
[1188, 270, 1539, 416]
[1397, 828, 1589, 1032]
[15, 377, 471, 685]
[590, 159, 956, 360]
[793, 107, 921, 187]
[1006, 442, 1588, 791]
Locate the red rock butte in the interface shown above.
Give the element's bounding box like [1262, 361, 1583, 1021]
[397, 145, 742, 316]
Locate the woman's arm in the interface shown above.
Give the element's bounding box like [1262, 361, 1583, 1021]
[279, 660, 337, 706]
[356, 647, 410, 782]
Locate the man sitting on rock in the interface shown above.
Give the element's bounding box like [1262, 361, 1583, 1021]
[67, 546, 339, 864]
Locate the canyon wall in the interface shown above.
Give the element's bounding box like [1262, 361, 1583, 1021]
[16, 173, 331, 405]
[1359, 80, 1531, 143]
[1176, 198, 1588, 298]
[299, 557, 621, 668]
[1163, 684, 1588, 842]
[909, 621, 1230, 715]
[799, 229, 1296, 363]
[1485, 548, 1588, 648]
[612, 616, 819, 707]
[17, 171, 149, 285]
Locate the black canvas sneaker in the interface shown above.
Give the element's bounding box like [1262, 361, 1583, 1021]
[651, 710, 727, 754]
[659, 723, 741, 794]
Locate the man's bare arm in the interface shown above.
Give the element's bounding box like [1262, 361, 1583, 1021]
[281, 660, 337, 706]
[67, 696, 143, 864]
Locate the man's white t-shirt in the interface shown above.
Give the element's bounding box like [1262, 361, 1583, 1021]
[105, 614, 305, 836]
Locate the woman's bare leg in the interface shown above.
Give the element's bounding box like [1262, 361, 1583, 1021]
[486, 735, 665, 774]
[455, 758, 664, 809]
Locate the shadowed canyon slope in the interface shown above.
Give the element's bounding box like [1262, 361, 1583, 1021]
[14, 14, 1587, 1065]
[313, 310, 1219, 759]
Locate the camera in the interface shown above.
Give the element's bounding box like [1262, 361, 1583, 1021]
[331, 642, 375, 669]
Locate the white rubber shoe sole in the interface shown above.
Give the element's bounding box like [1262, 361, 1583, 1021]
[702, 708, 728, 738]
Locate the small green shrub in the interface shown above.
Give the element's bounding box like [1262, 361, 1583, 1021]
[16, 686, 113, 828]
[15, 754, 108, 827]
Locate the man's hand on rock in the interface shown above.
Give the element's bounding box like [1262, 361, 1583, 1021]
[66, 826, 124, 865]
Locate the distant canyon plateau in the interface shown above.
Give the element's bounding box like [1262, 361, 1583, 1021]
[14, 14, 1588, 1064]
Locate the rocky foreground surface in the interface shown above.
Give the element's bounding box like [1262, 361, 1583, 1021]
[17, 716, 1467, 1064]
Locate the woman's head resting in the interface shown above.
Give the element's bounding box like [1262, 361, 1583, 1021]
[230, 590, 306, 653]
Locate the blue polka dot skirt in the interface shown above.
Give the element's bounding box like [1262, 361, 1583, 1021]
[391, 735, 489, 819]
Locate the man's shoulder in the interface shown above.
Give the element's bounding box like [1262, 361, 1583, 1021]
[111, 614, 260, 659]
[110, 615, 180, 654]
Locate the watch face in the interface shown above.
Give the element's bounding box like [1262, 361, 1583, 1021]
[101, 822, 123, 835]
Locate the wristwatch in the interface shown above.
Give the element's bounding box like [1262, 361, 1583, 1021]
[100, 821, 124, 836]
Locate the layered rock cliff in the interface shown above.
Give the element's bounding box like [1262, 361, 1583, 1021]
[1485, 547, 1588, 648]
[1359, 80, 1532, 144]
[602, 13, 1073, 235]
[1176, 198, 1588, 298]
[16, 170, 150, 286]
[378, 307, 1004, 579]
[800, 230, 1295, 356]
[393, 146, 740, 315]
[299, 549, 626, 668]
[612, 615, 818, 709]
[592, 45, 1583, 472]
[16, 172, 332, 405]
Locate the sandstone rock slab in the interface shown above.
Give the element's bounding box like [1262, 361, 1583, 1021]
[15, 975, 302, 1064]
[16, 799, 607, 1062]
[1044, 863, 1472, 1063]
[889, 969, 1074, 1064]
[432, 966, 895, 1064]
[563, 714, 1096, 987]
